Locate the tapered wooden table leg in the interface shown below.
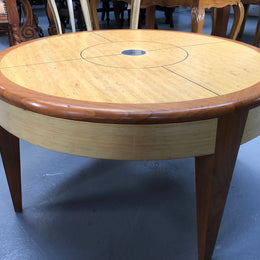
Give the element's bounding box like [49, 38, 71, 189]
[0, 127, 22, 212]
[195, 111, 248, 260]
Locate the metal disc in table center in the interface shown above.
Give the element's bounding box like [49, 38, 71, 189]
[121, 49, 146, 56]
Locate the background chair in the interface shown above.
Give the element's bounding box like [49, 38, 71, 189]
[129, 0, 244, 39]
[48, 0, 93, 34]
[237, 0, 260, 46]
[0, 0, 20, 45]
[0, 0, 36, 45]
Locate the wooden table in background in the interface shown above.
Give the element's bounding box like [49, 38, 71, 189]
[0, 30, 259, 260]
[143, 5, 231, 33]
[90, 0, 235, 37]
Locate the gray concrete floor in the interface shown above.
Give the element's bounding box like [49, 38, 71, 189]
[0, 5, 260, 260]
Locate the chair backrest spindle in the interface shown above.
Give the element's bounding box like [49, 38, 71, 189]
[130, 0, 141, 29]
[67, 0, 76, 32]
[80, 0, 93, 30]
[48, 0, 93, 34]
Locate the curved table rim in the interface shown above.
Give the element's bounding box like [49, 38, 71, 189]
[0, 30, 259, 124]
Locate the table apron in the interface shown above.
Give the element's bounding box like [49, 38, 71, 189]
[0, 100, 259, 160]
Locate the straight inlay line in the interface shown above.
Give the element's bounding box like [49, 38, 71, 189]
[162, 66, 220, 96]
[91, 34, 223, 49]
[0, 40, 190, 69]
[0, 58, 81, 70]
[81, 44, 186, 60]
[177, 41, 226, 48]
[93, 31, 114, 42]
[82, 46, 183, 60]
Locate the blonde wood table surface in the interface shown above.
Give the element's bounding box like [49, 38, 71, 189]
[0, 30, 259, 260]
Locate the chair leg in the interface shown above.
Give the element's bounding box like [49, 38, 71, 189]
[101, 0, 110, 24]
[165, 7, 174, 28]
[191, 7, 205, 34]
[253, 12, 260, 47]
[90, 0, 100, 29]
[7, 24, 21, 46]
[214, 6, 231, 37]
[5, 0, 21, 45]
[229, 2, 244, 40]
[102, 0, 110, 25]
[145, 6, 156, 29]
[195, 110, 248, 260]
[237, 4, 250, 40]
[112, 0, 122, 28]
[211, 7, 217, 35]
[0, 127, 22, 212]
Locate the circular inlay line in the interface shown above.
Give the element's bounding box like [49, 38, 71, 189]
[80, 41, 189, 69]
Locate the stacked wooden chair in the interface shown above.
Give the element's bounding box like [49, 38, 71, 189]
[237, 0, 260, 46]
[48, 0, 93, 33]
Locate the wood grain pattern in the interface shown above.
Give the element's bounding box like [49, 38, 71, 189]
[0, 99, 258, 160]
[0, 30, 259, 124]
[195, 110, 248, 260]
[0, 100, 217, 160]
[4, 0, 19, 24]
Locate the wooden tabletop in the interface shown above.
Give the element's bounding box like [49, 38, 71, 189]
[0, 30, 259, 123]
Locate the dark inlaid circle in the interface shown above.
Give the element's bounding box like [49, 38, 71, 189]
[80, 41, 188, 69]
[121, 49, 146, 56]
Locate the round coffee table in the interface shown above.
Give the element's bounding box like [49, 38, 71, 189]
[0, 30, 259, 259]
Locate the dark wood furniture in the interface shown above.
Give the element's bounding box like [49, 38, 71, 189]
[0, 0, 21, 45]
[0, 30, 259, 259]
[211, 6, 231, 37]
[237, 0, 260, 46]
[0, 0, 37, 46]
[130, 0, 244, 39]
